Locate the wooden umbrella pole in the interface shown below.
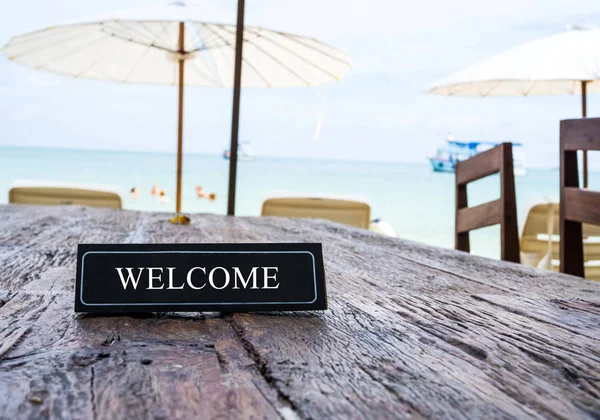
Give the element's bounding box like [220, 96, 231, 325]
[582, 80, 588, 189]
[176, 22, 185, 213]
[227, 0, 246, 216]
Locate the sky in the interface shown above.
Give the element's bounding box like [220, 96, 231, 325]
[1, 0, 600, 168]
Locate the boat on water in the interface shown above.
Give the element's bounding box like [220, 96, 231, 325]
[428, 137, 526, 175]
[223, 142, 255, 160]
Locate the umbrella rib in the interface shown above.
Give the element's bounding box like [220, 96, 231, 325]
[523, 81, 536, 96]
[219, 26, 311, 86]
[136, 21, 176, 50]
[182, 27, 224, 86]
[189, 24, 225, 52]
[122, 45, 154, 83]
[199, 24, 272, 87]
[185, 24, 227, 86]
[196, 23, 235, 50]
[32, 32, 109, 70]
[479, 81, 503, 97]
[105, 21, 154, 46]
[6, 27, 101, 60]
[189, 58, 223, 86]
[236, 53, 272, 87]
[199, 23, 263, 50]
[244, 27, 340, 80]
[186, 29, 225, 86]
[138, 22, 167, 45]
[154, 21, 179, 50]
[74, 38, 130, 78]
[273, 31, 351, 66]
[100, 28, 175, 53]
[189, 23, 221, 50]
[105, 21, 176, 52]
[109, 20, 164, 48]
[192, 49, 225, 85]
[184, 23, 202, 52]
[197, 24, 237, 83]
[121, 23, 173, 83]
[4, 25, 92, 49]
[189, 23, 260, 52]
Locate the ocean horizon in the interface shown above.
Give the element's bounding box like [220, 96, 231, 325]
[1, 145, 589, 260]
[0, 144, 578, 169]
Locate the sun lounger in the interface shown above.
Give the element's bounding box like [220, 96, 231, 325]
[520, 201, 600, 280]
[8, 181, 122, 209]
[261, 197, 371, 229]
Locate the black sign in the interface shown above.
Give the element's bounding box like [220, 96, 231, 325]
[75, 243, 326, 313]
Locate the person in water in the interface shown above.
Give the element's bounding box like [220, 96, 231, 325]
[151, 183, 160, 196]
[196, 186, 208, 198]
[159, 190, 170, 204]
[130, 187, 139, 199]
[208, 193, 217, 201]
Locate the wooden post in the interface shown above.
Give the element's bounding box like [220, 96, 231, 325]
[499, 143, 520, 263]
[227, 0, 245, 216]
[582, 80, 588, 189]
[455, 179, 469, 253]
[176, 22, 185, 213]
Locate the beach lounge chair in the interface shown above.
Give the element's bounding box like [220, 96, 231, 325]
[520, 201, 600, 281]
[520, 201, 558, 271]
[454, 142, 520, 262]
[8, 181, 122, 209]
[261, 197, 371, 229]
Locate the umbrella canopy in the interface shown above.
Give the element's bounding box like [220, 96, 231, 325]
[425, 26, 600, 187]
[426, 26, 600, 97]
[2, 1, 352, 211]
[3, 3, 351, 87]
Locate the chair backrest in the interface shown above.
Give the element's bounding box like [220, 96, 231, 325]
[9, 182, 122, 209]
[261, 197, 370, 229]
[455, 142, 519, 262]
[559, 117, 600, 278]
[520, 202, 558, 266]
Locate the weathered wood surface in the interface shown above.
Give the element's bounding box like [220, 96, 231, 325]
[1, 204, 599, 419]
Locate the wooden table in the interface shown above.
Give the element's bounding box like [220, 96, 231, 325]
[1, 205, 599, 419]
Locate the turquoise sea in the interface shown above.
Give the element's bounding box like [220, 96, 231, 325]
[1, 146, 591, 259]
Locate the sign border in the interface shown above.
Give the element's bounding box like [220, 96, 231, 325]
[80, 250, 317, 306]
[75, 243, 327, 313]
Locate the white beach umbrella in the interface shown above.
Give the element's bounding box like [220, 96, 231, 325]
[1, 1, 352, 212]
[426, 26, 600, 187]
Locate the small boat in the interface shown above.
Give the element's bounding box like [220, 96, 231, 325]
[428, 136, 526, 175]
[223, 142, 255, 160]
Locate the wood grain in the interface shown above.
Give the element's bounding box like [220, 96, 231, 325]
[561, 117, 600, 151]
[455, 146, 501, 185]
[1, 204, 600, 419]
[563, 188, 600, 226]
[456, 199, 502, 233]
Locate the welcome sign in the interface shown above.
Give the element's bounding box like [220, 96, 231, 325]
[75, 243, 326, 313]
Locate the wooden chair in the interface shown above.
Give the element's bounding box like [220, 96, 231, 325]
[455, 143, 519, 262]
[560, 117, 600, 278]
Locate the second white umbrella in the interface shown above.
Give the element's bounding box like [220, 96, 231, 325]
[426, 26, 600, 187]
